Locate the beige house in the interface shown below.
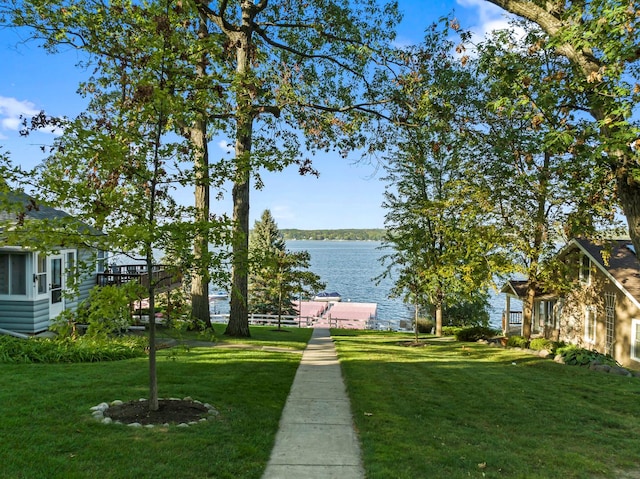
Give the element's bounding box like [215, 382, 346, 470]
[501, 238, 640, 369]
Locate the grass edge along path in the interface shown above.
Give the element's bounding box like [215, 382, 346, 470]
[0, 326, 312, 479]
[333, 329, 640, 479]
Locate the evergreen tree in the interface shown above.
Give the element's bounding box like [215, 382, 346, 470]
[249, 210, 324, 329]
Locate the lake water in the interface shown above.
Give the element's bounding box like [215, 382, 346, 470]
[286, 240, 505, 329]
[210, 240, 505, 328]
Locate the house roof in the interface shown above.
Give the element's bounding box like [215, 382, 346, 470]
[0, 191, 71, 222]
[0, 190, 102, 241]
[500, 279, 555, 300]
[572, 238, 640, 309]
[500, 238, 640, 307]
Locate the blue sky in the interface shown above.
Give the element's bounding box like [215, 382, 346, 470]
[0, 0, 511, 229]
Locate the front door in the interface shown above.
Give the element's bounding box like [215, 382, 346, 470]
[50, 255, 64, 319]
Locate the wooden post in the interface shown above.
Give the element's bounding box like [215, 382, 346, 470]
[504, 294, 511, 335]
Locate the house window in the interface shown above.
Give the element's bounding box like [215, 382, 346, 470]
[604, 293, 615, 356]
[36, 254, 47, 295]
[580, 255, 591, 285]
[96, 250, 106, 273]
[632, 320, 640, 362]
[585, 307, 596, 344]
[0, 253, 27, 296]
[66, 251, 76, 289]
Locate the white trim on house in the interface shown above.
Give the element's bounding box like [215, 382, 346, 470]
[571, 239, 640, 311]
[0, 249, 31, 301]
[584, 306, 596, 345]
[631, 319, 640, 363]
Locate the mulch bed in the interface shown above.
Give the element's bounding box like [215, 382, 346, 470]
[104, 399, 209, 425]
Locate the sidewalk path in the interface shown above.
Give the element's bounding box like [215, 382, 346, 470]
[261, 328, 365, 479]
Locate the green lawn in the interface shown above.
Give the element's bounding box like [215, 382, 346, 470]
[0, 326, 311, 479]
[333, 330, 640, 479]
[3, 327, 640, 478]
[156, 322, 312, 350]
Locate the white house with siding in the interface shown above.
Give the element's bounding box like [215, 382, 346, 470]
[0, 192, 104, 334]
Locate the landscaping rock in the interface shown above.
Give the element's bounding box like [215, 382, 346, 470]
[91, 402, 109, 412]
[609, 366, 632, 377]
[554, 354, 565, 364]
[91, 398, 216, 426]
[591, 364, 612, 373]
[538, 349, 551, 359]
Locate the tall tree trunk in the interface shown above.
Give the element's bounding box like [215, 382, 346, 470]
[147, 252, 158, 411]
[225, 6, 253, 337]
[617, 175, 640, 252]
[226, 137, 251, 336]
[190, 117, 211, 328]
[522, 283, 535, 340]
[435, 303, 443, 337]
[189, 15, 212, 328]
[414, 300, 419, 342]
[434, 286, 444, 337]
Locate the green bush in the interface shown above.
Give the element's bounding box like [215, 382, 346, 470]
[454, 326, 499, 342]
[529, 338, 558, 353]
[416, 318, 435, 334]
[556, 345, 618, 367]
[506, 336, 529, 348]
[443, 293, 491, 327]
[442, 326, 462, 337]
[0, 336, 147, 364]
[52, 282, 145, 338]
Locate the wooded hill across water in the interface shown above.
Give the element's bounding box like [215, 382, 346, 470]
[280, 229, 385, 241]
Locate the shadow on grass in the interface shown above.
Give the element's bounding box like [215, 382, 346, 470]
[0, 346, 304, 479]
[334, 331, 640, 479]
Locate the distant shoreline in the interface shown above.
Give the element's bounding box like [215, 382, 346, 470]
[280, 229, 385, 241]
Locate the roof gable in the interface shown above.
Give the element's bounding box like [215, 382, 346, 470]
[571, 238, 640, 309]
[0, 191, 102, 243]
[0, 191, 71, 223]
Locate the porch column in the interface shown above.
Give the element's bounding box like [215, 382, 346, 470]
[503, 295, 511, 335]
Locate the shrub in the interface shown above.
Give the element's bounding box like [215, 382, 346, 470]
[443, 294, 491, 327]
[442, 326, 462, 337]
[529, 338, 558, 353]
[454, 326, 499, 342]
[416, 318, 435, 334]
[52, 282, 145, 338]
[0, 336, 147, 364]
[556, 345, 618, 367]
[506, 336, 529, 348]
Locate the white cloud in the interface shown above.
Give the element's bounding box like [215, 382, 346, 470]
[218, 140, 233, 153]
[0, 96, 39, 132]
[456, 0, 515, 41]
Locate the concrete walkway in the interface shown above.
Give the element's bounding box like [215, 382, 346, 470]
[262, 328, 365, 479]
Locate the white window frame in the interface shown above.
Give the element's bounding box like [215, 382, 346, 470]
[36, 253, 48, 297]
[0, 251, 29, 298]
[632, 319, 640, 363]
[584, 306, 596, 344]
[96, 250, 106, 273]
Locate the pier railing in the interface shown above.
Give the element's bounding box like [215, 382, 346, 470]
[207, 313, 368, 329]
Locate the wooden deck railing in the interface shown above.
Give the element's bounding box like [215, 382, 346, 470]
[97, 264, 182, 292]
[506, 311, 522, 325]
